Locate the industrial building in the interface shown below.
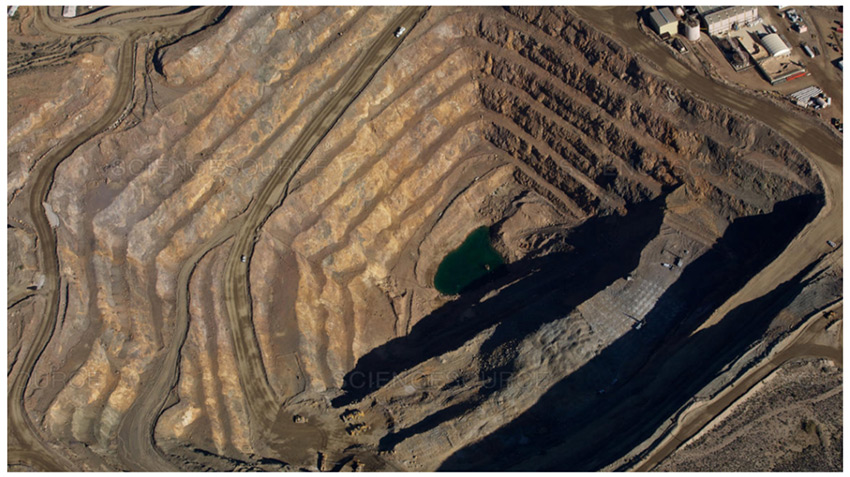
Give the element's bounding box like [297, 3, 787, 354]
[760, 33, 791, 57]
[649, 7, 679, 37]
[62, 5, 77, 18]
[698, 6, 759, 36]
[756, 57, 806, 85]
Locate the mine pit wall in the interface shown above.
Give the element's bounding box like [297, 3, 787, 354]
[260, 13, 484, 392]
[13, 4, 828, 469]
[156, 244, 253, 458]
[152, 5, 405, 455]
[395, 8, 825, 469]
[7, 39, 118, 205]
[260, 5, 822, 469]
[7, 41, 117, 412]
[430, 198, 825, 471]
[301, 6, 822, 470]
[33, 5, 404, 463]
[158, 6, 327, 87]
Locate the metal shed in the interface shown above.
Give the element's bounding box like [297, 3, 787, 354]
[649, 7, 679, 37]
[761, 33, 791, 57]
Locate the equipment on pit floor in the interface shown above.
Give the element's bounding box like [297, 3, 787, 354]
[395, 26, 406, 37]
[340, 408, 364, 423]
[346, 423, 370, 435]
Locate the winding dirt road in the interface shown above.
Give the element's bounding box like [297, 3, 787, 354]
[221, 6, 429, 425]
[116, 228, 236, 471]
[7, 6, 226, 471]
[10, 6, 426, 470]
[8, 27, 136, 476]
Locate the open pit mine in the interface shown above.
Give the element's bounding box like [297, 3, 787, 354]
[7, 5, 842, 472]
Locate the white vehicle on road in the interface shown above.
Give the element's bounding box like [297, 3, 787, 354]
[241, 255, 247, 263]
[395, 26, 406, 37]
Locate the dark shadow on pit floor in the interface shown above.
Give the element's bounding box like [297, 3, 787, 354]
[332, 195, 668, 410]
[437, 193, 823, 470]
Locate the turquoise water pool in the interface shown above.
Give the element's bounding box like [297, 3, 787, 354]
[433, 226, 505, 295]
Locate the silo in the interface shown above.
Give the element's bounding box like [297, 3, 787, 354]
[685, 18, 701, 41]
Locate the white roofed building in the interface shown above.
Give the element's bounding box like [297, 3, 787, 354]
[761, 33, 791, 57]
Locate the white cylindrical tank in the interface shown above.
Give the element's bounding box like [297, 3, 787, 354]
[674, 6, 685, 17]
[685, 19, 701, 41]
[802, 45, 815, 58]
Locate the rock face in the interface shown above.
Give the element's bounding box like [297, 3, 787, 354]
[8, 5, 832, 472]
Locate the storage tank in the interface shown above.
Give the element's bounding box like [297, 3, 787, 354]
[803, 44, 815, 58]
[674, 6, 685, 17]
[685, 18, 701, 41]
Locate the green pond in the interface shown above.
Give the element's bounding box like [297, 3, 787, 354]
[434, 226, 505, 295]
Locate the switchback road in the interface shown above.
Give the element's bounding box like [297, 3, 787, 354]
[8, 7, 226, 471]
